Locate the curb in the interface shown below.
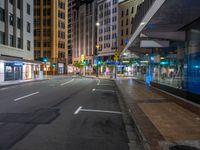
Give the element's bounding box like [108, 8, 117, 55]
[0, 79, 49, 89]
[114, 81, 151, 150]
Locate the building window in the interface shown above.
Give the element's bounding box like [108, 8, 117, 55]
[17, 0, 21, 9]
[17, 38, 21, 49]
[27, 22, 31, 33]
[121, 30, 123, 36]
[9, 13, 14, 26]
[131, 17, 133, 24]
[27, 3, 31, 15]
[0, 8, 5, 22]
[9, 0, 13, 5]
[131, 7, 134, 14]
[9, 35, 14, 47]
[27, 40, 31, 51]
[126, 28, 128, 35]
[0, 31, 5, 44]
[121, 38, 123, 45]
[121, 20, 123, 26]
[126, 9, 129, 16]
[126, 19, 128, 25]
[17, 18, 21, 29]
[121, 11, 123, 17]
[58, 1, 65, 9]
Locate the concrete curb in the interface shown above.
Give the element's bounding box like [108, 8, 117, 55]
[0, 79, 49, 89]
[114, 81, 151, 150]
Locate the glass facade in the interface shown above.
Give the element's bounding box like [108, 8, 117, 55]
[4, 63, 23, 81]
[149, 19, 200, 96]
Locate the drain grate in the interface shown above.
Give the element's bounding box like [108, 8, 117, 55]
[169, 145, 199, 150]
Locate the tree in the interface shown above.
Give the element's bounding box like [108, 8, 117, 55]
[73, 61, 82, 69]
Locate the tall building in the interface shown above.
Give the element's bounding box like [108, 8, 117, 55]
[72, 0, 97, 66]
[67, 0, 74, 65]
[34, 0, 68, 74]
[96, 0, 118, 59]
[0, 0, 40, 82]
[118, 0, 143, 54]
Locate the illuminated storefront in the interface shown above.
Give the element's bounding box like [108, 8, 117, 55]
[0, 57, 42, 82]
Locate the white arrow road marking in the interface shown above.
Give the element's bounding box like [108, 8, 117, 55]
[92, 88, 116, 93]
[14, 92, 40, 101]
[74, 106, 82, 114]
[74, 106, 122, 115]
[97, 84, 114, 86]
[61, 79, 74, 86]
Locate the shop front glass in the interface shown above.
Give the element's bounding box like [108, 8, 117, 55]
[151, 19, 200, 96]
[4, 63, 23, 81]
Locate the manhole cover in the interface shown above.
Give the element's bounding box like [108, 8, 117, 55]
[170, 145, 199, 150]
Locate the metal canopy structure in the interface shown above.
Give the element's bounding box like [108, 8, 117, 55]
[122, 0, 200, 55]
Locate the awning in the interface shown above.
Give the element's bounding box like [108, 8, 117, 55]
[122, 0, 200, 55]
[0, 55, 42, 64]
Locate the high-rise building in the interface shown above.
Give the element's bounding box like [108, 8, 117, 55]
[96, 0, 118, 59]
[0, 0, 40, 82]
[34, 0, 68, 74]
[118, 0, 143, 54]
[72, 0, 97, 66]
[67, 0, 74, 65]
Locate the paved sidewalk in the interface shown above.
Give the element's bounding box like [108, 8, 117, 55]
[0, 78, 47, 88]
[116, 78, 200, 150]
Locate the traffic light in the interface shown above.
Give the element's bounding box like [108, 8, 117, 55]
[52, 63, 56, 68]
[97, 59, 102, 65]
[83, 59, 87, 65]
[43, 57, 48, 63]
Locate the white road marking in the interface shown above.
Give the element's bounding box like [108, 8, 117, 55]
[60, 79, 74, 86]
[0, 87, 9, 90]
[97, 79, 100, 85]
[92, 88, 116, 93]
[80, 109, 122, 114]
[97, 84, 114, 86]
[74, 106, 122, 115]
[74, 106, 82, 114]
[14, 92, 40, 101]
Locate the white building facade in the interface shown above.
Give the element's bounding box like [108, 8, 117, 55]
[0, 0, 41, 82]
[97, 0, 118, 57]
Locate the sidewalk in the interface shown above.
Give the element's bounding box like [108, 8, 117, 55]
[115, 78, 200, 150]
[0, 78, 48, 88]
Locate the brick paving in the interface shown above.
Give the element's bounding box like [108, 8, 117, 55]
[116, 78, 200, 150]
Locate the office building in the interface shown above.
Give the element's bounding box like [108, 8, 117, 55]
[34, 0, 68, 74]
[96, 0, 118, 59]
[0, 0, 40, 82]
[72, 0, 97, 67]
[118, 0, 143, 54]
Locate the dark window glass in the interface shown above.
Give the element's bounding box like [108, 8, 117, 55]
[27, 22, 31, 33]
[17, 0, 21, 9]
[0, 31, 5, 44]
[10, 35, 14, 47]
[0, 8, 5, 22]
[27, 3, 31, 15]
[27, 40, 31, 51]
[9, 13, 14, 26]
[9, 0, 13, 5]
[17, 18, 21, 29]
[17, 38, 21, 48]
[121, 11, 123, 17]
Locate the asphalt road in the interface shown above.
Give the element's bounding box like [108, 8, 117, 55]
[0, 76, 131, 150]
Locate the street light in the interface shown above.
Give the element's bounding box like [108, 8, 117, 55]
[96, 22, 100, 26]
